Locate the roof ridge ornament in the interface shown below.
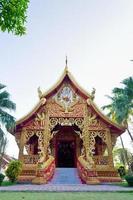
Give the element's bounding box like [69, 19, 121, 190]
[65, 55, 68, 73]
[37, 86, 43, 99]
[90, 88, 96, 100]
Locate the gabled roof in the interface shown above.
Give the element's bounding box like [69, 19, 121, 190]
[16, 67, 91, 126]
[42, 66, 91, 99]
[16, 66, 125, 134]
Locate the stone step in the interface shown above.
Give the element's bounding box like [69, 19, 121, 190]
[49, 168, 81, 184]
[17, 175, 36, 183]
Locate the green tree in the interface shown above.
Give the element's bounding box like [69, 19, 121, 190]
[113, 147, 132, 168]
[0, 0, 29, 35]
[102, 77, 133, 142]
[0, 83, 16, 169]
[0, 128, 7, 170]
[102, 77, 133, 168]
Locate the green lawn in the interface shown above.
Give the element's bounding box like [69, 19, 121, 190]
[0, 192, 133, 200]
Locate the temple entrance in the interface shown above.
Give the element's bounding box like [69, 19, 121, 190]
[52, 125, 81, 168]
[57, 140, 75, 167]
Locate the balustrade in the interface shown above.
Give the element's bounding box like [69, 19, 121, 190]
[93, 155, 109, 165]
[22, 155, 39, 164]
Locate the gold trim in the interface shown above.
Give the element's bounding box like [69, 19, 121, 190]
[42, 67, 91, 98]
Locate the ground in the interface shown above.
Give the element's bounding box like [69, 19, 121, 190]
[0, 192, 133, 200]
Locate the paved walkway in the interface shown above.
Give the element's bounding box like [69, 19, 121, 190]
[0, 184, 133, 192]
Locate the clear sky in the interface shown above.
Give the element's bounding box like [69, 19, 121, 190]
[0, 0, 133, 158]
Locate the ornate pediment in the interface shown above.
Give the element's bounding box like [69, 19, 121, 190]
[53, 83, 80, 113]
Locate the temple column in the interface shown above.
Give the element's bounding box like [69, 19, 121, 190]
[105, 128, 114, 167]
[18, 129, 26, 160]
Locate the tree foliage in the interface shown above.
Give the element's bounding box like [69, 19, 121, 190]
[102, 76, 133, 142]
[0, 0, 29, 35]
[0, 128, 7, 170]
[0, 83, 16, 130]
[113, 147, 132, 167]
[0, 83, 16, 170]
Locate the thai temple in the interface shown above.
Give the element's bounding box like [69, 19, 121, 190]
[11, 62, 125, 184]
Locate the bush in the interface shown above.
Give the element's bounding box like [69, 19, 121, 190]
[0, 173, 5, 185]
[117, 166, 126, 177]
[125, 175, 133, 187]
[6, 160, 22, 183]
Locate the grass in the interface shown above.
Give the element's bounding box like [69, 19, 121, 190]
[0, 192, 133, 200]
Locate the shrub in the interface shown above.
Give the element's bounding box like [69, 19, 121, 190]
[125, 175, 133, 187]
[117, 166, 126, 177]
[0, 173, 5, 185]
[6, 160, 22, 183]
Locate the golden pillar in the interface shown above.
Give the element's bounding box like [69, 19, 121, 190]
[18, 128, 26, 160]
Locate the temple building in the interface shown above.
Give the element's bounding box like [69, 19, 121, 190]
[12, 65, 125, 184]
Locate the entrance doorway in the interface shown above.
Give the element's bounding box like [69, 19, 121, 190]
[57, 140, 75, 168]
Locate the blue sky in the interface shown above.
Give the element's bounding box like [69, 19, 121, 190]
[0, 0, 133, 157]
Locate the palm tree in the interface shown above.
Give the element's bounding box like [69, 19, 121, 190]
[102, 76, 133, 142]
[102, 77, 133, 168]
[0, 83, 16, 170]
[0, 128, 7, 170]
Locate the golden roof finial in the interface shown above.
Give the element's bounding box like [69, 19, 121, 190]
[37, 86, 43, 99]
[65, 55, 68, 73]
[91, 87, 96, 100]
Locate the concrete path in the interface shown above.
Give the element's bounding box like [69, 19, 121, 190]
[0, 184, 133, 192]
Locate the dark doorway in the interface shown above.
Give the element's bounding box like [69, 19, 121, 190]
[57, 141, 75, 168]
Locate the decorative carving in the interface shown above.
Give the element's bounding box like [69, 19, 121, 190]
[80, 105, 95, 167]
[93, 155, 109, 165]
[54, 84, 79, 113]
[16, 87, 119, 184]
[22, 155, 39, 164]
[49, 117, 84, 130]
[48, 101, 84, 118]
[35, 113, 46, 127]
[89, 130, 107, 154]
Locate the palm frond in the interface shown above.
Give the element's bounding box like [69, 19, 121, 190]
[122, 77, 133, 87]
[0, 90, 10, 100]
[112, 87, 124, 95]
[0, 99, 16, 111]
[0, 109, 16, 130]
[0, 83, 6, 90]
[0, 128, 4, 138]
[102, 104, 112, 110]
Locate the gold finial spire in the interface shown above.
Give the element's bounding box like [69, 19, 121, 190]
[37, 86, 43, 99]
[91, 87, 96, 100]
[65, 55, 68, 72]
[65, 55, 68, 67]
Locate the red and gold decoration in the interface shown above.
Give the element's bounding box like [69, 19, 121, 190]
[12, 66, 125, 184]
